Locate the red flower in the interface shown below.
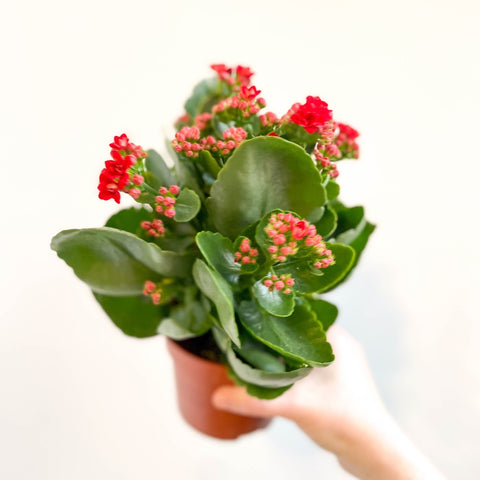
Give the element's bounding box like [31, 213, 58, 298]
[290, 96, 333, 134]
[98, 169, 129, 203]
[211, 64, 233, 82]
[109, 133, 146, 159]
[109, 133, 129, 151]
[236, 65, 254, 84]
[239, 85, 261, 100]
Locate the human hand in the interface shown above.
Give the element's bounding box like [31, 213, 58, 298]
[212, 326, 445, 480]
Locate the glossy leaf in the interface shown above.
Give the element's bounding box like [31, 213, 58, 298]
[195, 232, 240, 284]
[184, 77, 223, 118]
[145, 149, 175, 188]
[105, 207, 153, 235]
[198, 150, 220, 179]
[252, 278, 295, 317]
[174, 188, 201, 222]
[308, 298, 338, 331]
[238, 301, 334, 366]
[226, 344, 312, 387]
[93, 292, 164, 337]
[315, 205, 337, 238]
[192, 259, 240, 346]
[325, 181, 340, 200]
[51, 228, 193, 295]
[207, 137, 326, 238]
[158, 302, 213, 340]
[227, 367, 292, 399]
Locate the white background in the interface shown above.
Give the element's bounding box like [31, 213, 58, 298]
[1, 0, 479, 478]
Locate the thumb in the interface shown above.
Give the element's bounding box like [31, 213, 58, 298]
[212, 386, 285, 418]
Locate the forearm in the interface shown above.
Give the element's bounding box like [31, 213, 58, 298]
[296, 410, 445, 480]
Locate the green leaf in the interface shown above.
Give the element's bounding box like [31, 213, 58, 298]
[51, 228, 193, 295]
[325, 181, 340, 200]
[145, 149, 175, 188]
[207, 137, 326, 238]
[198, 150, 221, 179]
[192, 259, 240, 346]
[349, 222, 375, 263]
[226, 344, 311, 388]
[335, 206, 366, 244]
[227, 367, 292, 399]
[315, 205, 337, 238]
[93, 292, 164, 337]
[238, 301, 334, 366]
[158, 302, 213, 340]
[252, 278, 295, 317]
[275, 243, 356, 293]
[184, 77, 223, 118]
[174, 188, 201, 222]
[195, 231, 240, 284]
[308, 298, 338, 331]
[105, 207, 153, 235]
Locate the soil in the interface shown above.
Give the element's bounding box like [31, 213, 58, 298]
[177, 332, 224, 363]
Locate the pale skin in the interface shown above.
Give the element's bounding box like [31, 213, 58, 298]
[212, 326, 446, 480]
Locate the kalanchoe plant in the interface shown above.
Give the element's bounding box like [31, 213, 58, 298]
[51, 64, 374, 399]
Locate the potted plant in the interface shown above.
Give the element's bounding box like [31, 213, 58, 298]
[51, 64, 374, 439]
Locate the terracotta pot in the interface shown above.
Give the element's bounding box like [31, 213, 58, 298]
[167, 338, 271, 439]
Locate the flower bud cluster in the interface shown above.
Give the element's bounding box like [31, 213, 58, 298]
[143, 280, 162, 305]
[263, 274, 295, 295]
[172, 126, 248, 158]
[155, 185, 180, 218]
[313, 144, 341, 178]
[140, 219, 165, 238]
[234, 238, 259, 265]
[335, 122, 360, 159]
[98, 134, 146, 204]
[212, 86, 266, 119]
[259, 111, 279, 129]
[264, 212, 335, 269]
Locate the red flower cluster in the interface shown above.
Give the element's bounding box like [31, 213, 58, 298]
[210, 64, 254, 85]
[289, 96, 333, 134]
[264, 212, 335, 269]
[313, 144, 341, 178]
[98, 134, 146, 203]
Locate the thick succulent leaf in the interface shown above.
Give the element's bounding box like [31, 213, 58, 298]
[275, 243, 356, 293]
[157, 302, 213, 340]
[195, 232, 240, 284]
[227, 367, 292, 400]
[93, 292, 164, 337]
[325, 181, 340, 200]
[335, 206, 366, 244]
[174, 188, 201, 222]
[226, 344, 312, 388]
[192, 259, 240, 346]
[315, 205, 337, 238]
[207, 137, 326, 238]
[184, 77, 223, 118]
[198, 150, 220, 179]
[308, 298, 338, 331]
[349, 222, 375, 263]
[145, 149, 175, 188]
[51, 228, 193, 295]
[238, 301, 334, 366]
[252, 278, 295, 317]
[105, 207, 153, 235]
